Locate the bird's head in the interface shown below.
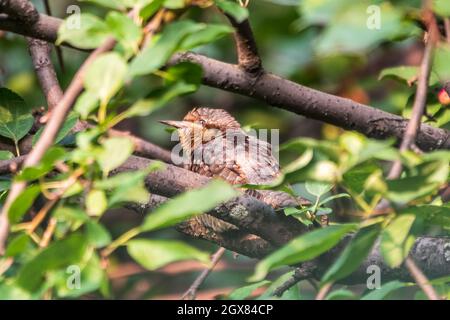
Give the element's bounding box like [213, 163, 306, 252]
[159, 107, 241, 152]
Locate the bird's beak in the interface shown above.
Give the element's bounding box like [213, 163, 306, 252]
[158, 120, 191, 128]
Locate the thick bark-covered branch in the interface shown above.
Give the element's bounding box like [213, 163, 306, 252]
[120, 156, 450, 284]
[1, 13, 449, 151]
[224, 14, 262, 74]
[117, 156, 309, 246]
[170, 52, 450, 151]
[27, 38, 63, 112]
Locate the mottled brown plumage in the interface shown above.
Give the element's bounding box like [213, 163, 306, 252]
[160, 107, 308, 233]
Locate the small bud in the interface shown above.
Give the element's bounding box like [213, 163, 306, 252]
[438, 88, 450, 106]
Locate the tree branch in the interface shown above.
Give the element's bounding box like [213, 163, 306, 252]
[0, 6, 117, 253]
[169, 52, 450, 151]
[224, 13, 262, 74]
[272, 263, 316, 297]
[1, 13, 448, 151]
[120, 156, 450, 285]
[26, 38, 63, 112]
[181, 247, 226, 300]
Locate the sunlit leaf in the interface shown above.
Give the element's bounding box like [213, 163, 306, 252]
[8, 185, 40, 223]
[32, 113, 78, 146]
[361, 280, 407, 300]
[228, 280, 271, 300]
[127, 239, 210, 270]
[216, 0, 249, 22]
[381, 214, 416, 268]
[57, 13, 111, 49]
[250, 224, 358, 282]
[86, 189, 108, 217]
[16, 234, 88, 292]
[140, 179, 238, 232]
[96, 137, 134, 175]
[84, 53, 128, 106]
[321, 223, 381, 283]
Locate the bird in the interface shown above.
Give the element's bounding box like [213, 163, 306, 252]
[160, 107, 309, 233]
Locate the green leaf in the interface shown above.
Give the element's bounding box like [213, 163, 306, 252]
[180, 24, 233, 50]
[361, 280, 407, 300]
[57, 13, 111, 49]
[79, 0, 126, 10]
[305, 181, 333, 197]
[96, 137, 134, 175]
[326, 289, 356, 300]
[140, 179, 238, 232]
[318, 193, 350, 206]
[8, 185, 41, 223]
[128, 20, 204, 77]
[0, 283, 31, 299]
[86, 221, 111, 248]
[228, 280, 271, 300]
[321, 223, 381, 283]
[140, 0, 165, 20]
[379, 66, 418, 84]
[164, 0, 185, 9]
[84, 52, 128, 106]
[127, 239, 210, 270]
[95, 164, 161, 206]
[5, 233, 31, 257]
[298, 0, 354, 25]
[0, 87, 33, 144]
[216, 0, 249, 23]
[74, 91, 99, 119]
[86, 189, 108, 217]
[381, 214, 416, 268]
[250, 224, 358, 282]
[0, 150, 14, 160]
[16, 234, 88, 292]
[434, 0, 450, 17]
[433, 44, 450, 84]
[32, 113, 78, 146]
[55, 252, 106, 298]
[53, 206, 89, 224]
[16, 147, 66, 181]
[404, 205, 450, 229]
[105, 11, 143, 56]
[315, 2, 416, 55]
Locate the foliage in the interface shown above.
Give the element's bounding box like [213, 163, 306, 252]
[0, 0, 448, 300]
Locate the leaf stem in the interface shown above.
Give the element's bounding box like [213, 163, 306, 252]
[102, 226, 141, 257]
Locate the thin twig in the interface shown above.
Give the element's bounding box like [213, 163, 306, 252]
[39, 217, 56, 247]
[0, 35, 116, 254]
[386, 2, 441, 301]
[405, 257, 441, 300]
[387, 40, 434, 178]
[315, 282, 333, 300]
[181, 247, 226, 300]
[272, 264, 315, 297]
[223, 13, 262, 74]
[41, 0, 64, 72]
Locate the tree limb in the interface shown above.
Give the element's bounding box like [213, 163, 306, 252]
[119, 156, 450, 285]
[26, 38, 63, 112]
[0, 5, 117, 253]
[224, 13, 262, 74]
[1, 13, 448, 151]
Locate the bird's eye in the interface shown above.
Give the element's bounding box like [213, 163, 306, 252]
[199, 119, 206, 125]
